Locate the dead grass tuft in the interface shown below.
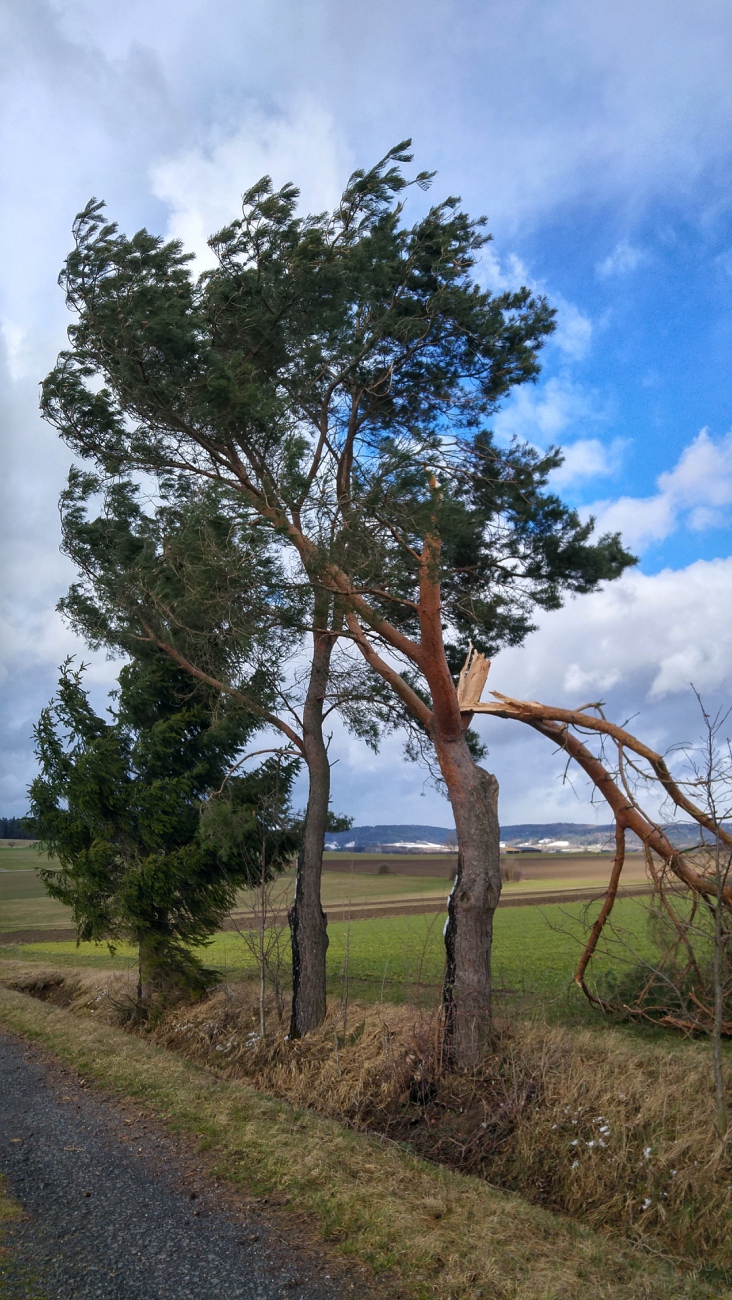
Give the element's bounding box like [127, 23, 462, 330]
[149, 982, 732, 1267]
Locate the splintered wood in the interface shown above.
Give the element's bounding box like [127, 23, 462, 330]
[456, 644, 492, 712]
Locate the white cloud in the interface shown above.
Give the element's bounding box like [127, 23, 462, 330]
[551, 299, 593, 361]
[596, 241, 645, 278]
[549, 437, 625, 487]
[494, 375, 610, 445]
[151, 100, 349, 268]
[51, 1, 732, 234]
[476, 557, 732, 821]
[493, 558, 732, 703]
[478, 248, 530, 294]
[587, 428, 732, 549]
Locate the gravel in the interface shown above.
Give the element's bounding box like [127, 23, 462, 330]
[0, 1028, 363, 1299]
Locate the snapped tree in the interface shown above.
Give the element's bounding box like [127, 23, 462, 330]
[42, 143, 634, 1062]
[30, 655, 298, 1002]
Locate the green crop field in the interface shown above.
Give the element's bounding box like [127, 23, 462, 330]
[0, 845, 665, 1024]
[0, 896, 659, 1022]
[0, 842, 46, 870]
[1, 853, 630, 936]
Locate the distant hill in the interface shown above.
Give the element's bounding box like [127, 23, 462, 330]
[325, 821, 708, 852]
[325, 825, 457, 852]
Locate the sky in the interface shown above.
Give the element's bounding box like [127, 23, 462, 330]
[1, 0, 732, 826]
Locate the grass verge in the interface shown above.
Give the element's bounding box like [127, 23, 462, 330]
[0, 985, 725, 1300]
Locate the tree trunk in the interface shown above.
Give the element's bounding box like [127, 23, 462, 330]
[288, 606, 334, 1038]
[137, 931, 182, 1003]
[137, 931, 211, 1004]
[437, 729, 501, 1068]
[415, 543, 502, 1068]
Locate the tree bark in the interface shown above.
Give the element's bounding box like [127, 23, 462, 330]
[416, 533, 502, 1067]
[288, 602, 334, 1038]
[437, 729, 500, 1067]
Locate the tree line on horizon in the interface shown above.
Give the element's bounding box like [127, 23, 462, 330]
[30, 143, 634, 1067]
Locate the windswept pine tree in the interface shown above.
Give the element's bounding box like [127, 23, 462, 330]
[43, 143, 634, 1061]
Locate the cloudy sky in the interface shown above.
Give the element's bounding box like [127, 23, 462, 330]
[2, 0, 732, 826]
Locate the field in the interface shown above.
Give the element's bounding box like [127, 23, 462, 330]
[1, 904, 657, 1024]
[0, 843, 660, 1018]
[0, 841, 651, 934]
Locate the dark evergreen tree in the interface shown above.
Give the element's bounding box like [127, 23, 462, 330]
[30, 656, 298, 1002]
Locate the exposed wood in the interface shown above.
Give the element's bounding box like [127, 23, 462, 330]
[456, 643, 492, 712]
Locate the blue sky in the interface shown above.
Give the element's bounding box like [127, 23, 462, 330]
[2, 0, 732, 823]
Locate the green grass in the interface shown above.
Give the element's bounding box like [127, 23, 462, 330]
[0, 897, 659, 1022]
[0, 843, 47, 871]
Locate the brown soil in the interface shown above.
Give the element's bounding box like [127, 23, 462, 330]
[225, 883, 652, 930]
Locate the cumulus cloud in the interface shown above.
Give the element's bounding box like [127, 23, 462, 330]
[587, 428, 732, 550]
[474, 556, 732, 821]
[494, 375, 610, 446]
[549, 437, 626, 487]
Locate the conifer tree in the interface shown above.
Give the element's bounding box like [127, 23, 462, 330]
[43, 143, 634, 1060]
[30, 656, 298, 1002]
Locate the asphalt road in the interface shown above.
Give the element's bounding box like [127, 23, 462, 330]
[0, 1029, 364, 1299]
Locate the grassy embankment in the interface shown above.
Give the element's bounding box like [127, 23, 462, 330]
[0, 985, 725, 1300]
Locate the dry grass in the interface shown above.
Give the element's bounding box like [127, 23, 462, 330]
[140, 983, 732, 1268]
[0, 979, 724, 1300]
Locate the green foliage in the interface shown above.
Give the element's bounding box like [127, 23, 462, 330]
[325, 811, 354, 833]
[57, 470, 301, 711]
[41, 143, 632, 674]
[29, 656, 298, 998]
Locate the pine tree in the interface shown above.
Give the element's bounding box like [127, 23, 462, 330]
[43, 143, 634, 1060]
